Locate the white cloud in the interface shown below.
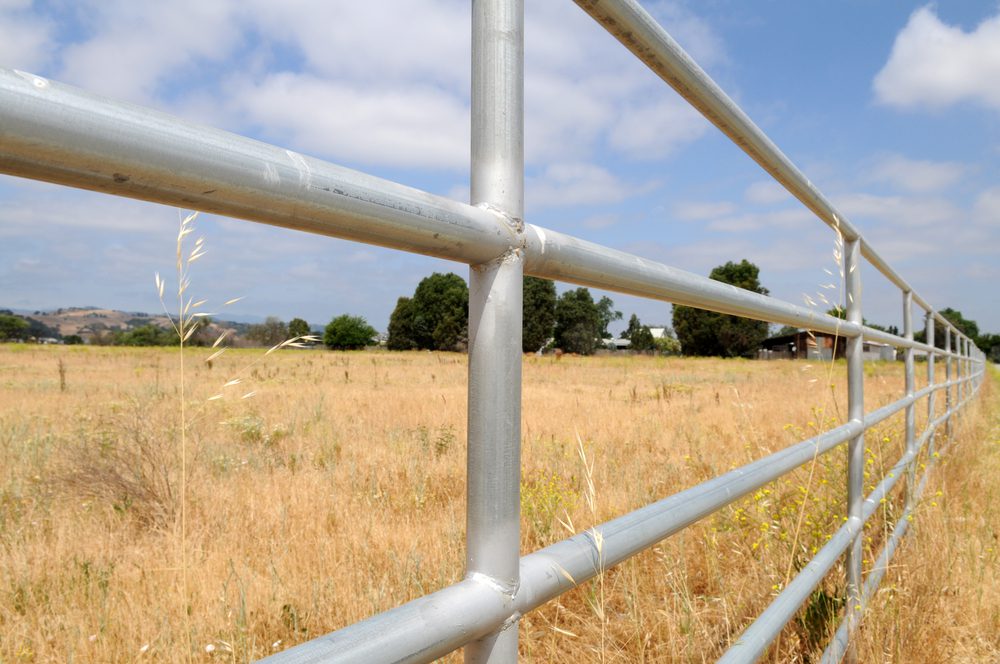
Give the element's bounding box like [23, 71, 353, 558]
[744, 180, 791, 205]
[523, 1, 720, 163]
[231, 73, 469, 169]
[18, 0, 724, 173]
[963, 262, 1000, 280]
[632, 234, 830, 275]
[645, 1, 727, 70]
[868, 154, 966, 193]
[58, 0, 245, 104]
[673, 201, 737, 221]
[582, 213, 620, 230]
[838, 192, 960, 227]
[973, 187, 1000, 225]
[244, 0, 469, 89]
[0, 2, 53, 72]
[672, 198, 812, 231]
[527, 162, 648, 209]
[0, 184, 176, 236]
[525, 70, 616, 164]
[607, 96, 709, 160]
[874, 7, 1000, 111]
[706, 207, 814, 233]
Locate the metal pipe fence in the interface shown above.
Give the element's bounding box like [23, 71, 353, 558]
[0, 0, 988, 662]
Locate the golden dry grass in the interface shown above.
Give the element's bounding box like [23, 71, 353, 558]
[0, 345, 995, 662]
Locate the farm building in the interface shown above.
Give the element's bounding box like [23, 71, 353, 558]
[759, 330, 896, 361]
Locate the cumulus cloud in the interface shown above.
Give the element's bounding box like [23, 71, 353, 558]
[582, 213, 621, 230]
[868, 154, 966, 193]
[0, 1, 53, 72]
[973, 187, 1000, 225]
[524, 0, 720, 163]
[0, 184, 176, 236]
[837, 193, 965, 229]
[58, 0, 245, 104]
[15, 0, 724, 172]
[242, 0, 469, 89]
[744, 180, 791, 205]
[838, 192, 961, 227]
[607, 97, 709, 160]
[527, 162, 652, 209]
[0, 0, 744, 325]
[706, 207, 814, 233]
[874, 7, 1000, 111]
[232, 73, 469, 170]
[673, 201, 737, 221]
[673, 195, 811, 230]
[633, 233, 830, 275]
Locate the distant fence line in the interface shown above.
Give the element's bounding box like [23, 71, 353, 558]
[0, 0, 987, 662]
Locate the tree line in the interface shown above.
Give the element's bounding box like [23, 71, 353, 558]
[4, 260, 998, 360]
[381, 271, 672, 355]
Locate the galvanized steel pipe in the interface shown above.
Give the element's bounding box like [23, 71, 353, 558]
[843, 238, 865, 662]
[0, 69, 518, 266]
[466, 0, 525, 661]
[945, 327, 953, 440]
[904, 292, 916, 504]
[926, 313, 937, 455]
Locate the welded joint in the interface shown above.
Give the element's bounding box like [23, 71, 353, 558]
[467, 571, 522, 631]
[468, 571, 519, 599]
[470, 203, 526, 270]
[475, 202, 525, 246]
[499, 611, 523, 633]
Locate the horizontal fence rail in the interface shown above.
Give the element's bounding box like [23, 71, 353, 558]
[0, 0, 988, 662]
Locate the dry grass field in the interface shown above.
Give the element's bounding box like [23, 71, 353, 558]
[0, 344, 996, 662]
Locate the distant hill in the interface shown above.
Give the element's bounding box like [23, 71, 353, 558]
[3, 307, 254, 342]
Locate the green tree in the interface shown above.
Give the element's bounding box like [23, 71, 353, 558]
[596, 296, 622, 339]
[979, 333, 1000, 361]
[554, 288, 602, 355]
[288, 317, 311, 339]
[387, 272, 469, 351]
[115, 324, 176, 346]
[672, 260, 770, 358]
[913, 308, 980, 349]
[653, 334, 682, 355]
[324, 315, 377, 350]
[622, 314, 655, 351]
[523, 276, 556, 353]
[24, 317, 60, 340]
[63, 334, 84, 345]
[387, 297, 418, 350]
[0, 314, 29, 341]
[246, 316, 288, 347]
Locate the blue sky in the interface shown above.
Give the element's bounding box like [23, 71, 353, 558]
[1, 0, 999, 337]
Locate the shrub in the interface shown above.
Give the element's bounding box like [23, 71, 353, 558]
[324, 315, 376, 350]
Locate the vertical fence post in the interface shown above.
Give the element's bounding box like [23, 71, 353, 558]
[944, 326, 952, 440]
[965, 338, 971, 397]
[844, 238, 865, 662]
[958, 337, 965, 412]
[963, 337, 968, 410]
[925, 313, 936, 455]
[966, 339, 971, 398]
[903, 292, 915, 502]
[467, 0, 524, 662]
